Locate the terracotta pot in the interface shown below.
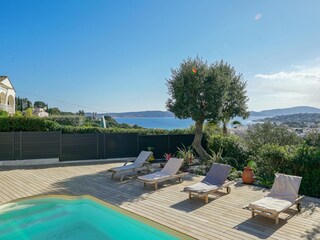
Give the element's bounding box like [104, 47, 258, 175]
[242, 167, 254, 184]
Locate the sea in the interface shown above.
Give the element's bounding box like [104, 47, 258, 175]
[115, 116, 268, 130]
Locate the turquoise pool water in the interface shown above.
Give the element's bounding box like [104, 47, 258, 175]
[0, 196, 189, 240]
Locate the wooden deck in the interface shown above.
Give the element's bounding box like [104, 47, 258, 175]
[0, 162, 319, 240]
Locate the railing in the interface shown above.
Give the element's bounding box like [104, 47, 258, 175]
[0, 104, 14, 114]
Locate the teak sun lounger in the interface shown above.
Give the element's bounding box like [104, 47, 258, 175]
[248, 173, 304, 224]
[138, 158, 187, 190]
[183, 163, 233, 204]
[107, 151, 152, 181]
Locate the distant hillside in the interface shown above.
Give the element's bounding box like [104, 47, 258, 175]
[255, 113, 320, 128]
[86, 106, 320, 118]
[86, 111, 174, 118]
[250, 106, 320, 117]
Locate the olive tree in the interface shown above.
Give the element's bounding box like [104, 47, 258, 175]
[166, 57, 249, 159]
[219, 64, 249, 134]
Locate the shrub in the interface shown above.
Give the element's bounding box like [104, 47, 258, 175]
[304, 130, 320, 147]
[244, 122, 301, 152]
[255, 144, 294, 187]
[60, 125, 194, 135]
[48, 115, 85, 127]
[207, 134, 250, 169]
[0, 110, 9, 117]
[289, 145, 320, 198]
[0, 116, 60, 131]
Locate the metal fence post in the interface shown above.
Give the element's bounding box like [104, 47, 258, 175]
[137, 134, 139, 155]
[103, 133, 106, 159]
[96, 132, 99, 159]
[12, 131, 15, 160]
[20, 131, 22, 160]
[59, 130, 62, 161]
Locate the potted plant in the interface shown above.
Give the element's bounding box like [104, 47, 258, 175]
[242, 159, 257, 184]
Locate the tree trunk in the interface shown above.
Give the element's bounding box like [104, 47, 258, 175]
[223, 121, 228, 135]
[192, 119, 210, 160]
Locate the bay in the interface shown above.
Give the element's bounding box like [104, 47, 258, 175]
[115, 116, 268, 130]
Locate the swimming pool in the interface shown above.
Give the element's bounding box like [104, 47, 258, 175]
[0, 195, 194, 240]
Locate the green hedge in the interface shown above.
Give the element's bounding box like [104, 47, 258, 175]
[61, 125, 193, 135]
[0, 116, 194, 135]
[0, 116, 60, 131]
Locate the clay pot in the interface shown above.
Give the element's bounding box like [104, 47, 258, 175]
[242, 167, 254, 184]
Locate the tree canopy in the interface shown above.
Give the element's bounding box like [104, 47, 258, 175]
[166, 57, 249, 159]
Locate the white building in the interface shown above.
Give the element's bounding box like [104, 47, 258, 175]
[33, 108, 49, 118]
[0, 76, 15, 114]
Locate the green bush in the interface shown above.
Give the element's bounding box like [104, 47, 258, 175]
[61, 125, 194, 135]
[253, 143, 320, 198]
[0, 116, 60, 131]
[0, 110, 9, 117]
[207, 134, 250, 169]
[255, 144, 294, 187]
[304, 131, 320, 147]
[244, 122, 301, 153]
[48, 115, 85, 127]
[289, 145, 320, 198]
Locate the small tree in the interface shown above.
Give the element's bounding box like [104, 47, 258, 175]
[34, 101, 47, 109]
[219, 64, 249, 134]
[24, 108, 33, 117]
[166, 57, 249, 159]
[48, 107, 61, 115]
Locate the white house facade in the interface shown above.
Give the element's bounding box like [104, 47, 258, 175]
[0, 76, 16, 114]
[33, 108, 49, 118]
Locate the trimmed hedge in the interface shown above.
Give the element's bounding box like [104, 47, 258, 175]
[60, 125, 194, 135]
[0, 116, 194, 135]
[0, 116, 60, 131]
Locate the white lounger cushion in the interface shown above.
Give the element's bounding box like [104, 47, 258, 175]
[249, 174, 302, 214]
[184, 182, 219, 193]
[138, 172, 170, 181]
[138, 158, 184, 182]
[249, 197, 293, 214]
[269, 174, 302, 203]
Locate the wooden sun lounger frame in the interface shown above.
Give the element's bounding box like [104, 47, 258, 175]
[249, 195, 304, 224]
[186, 181, 234, 204]
[107, 161, 151, 181]
[139, 172, 188, 190]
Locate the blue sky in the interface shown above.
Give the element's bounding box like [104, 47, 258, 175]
[1, 0, 320, 112]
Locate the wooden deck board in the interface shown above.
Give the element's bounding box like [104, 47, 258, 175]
[0, 163, 319, 240]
